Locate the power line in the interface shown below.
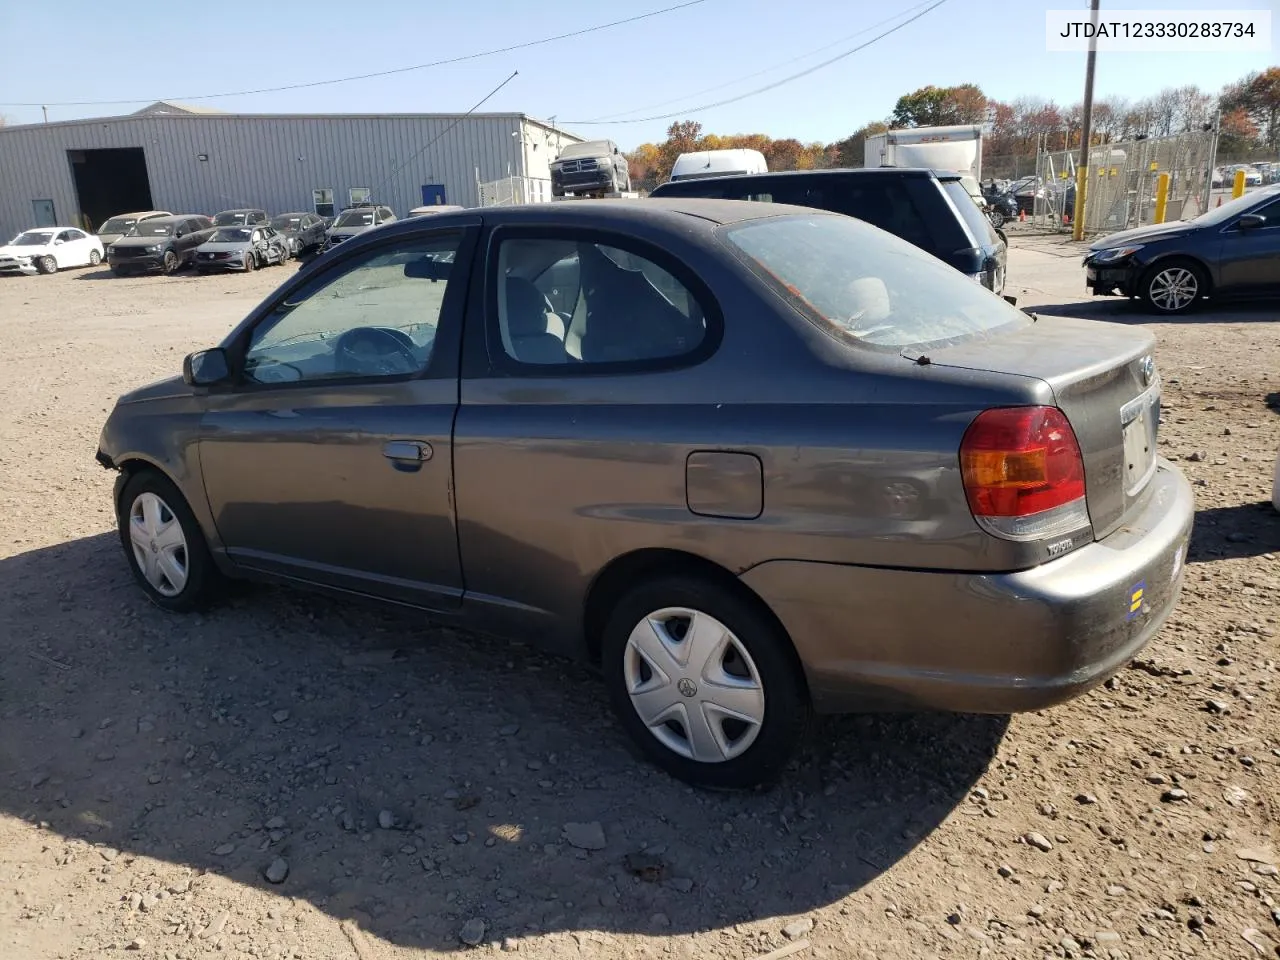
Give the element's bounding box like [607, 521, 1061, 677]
[562, 0, 951, 126]
[579, 0, 938, 123]
[0, 0, 710, 109]
[369, 71, 519, 202]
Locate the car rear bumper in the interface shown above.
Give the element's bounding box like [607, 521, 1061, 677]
[740, 460, 1193, 715]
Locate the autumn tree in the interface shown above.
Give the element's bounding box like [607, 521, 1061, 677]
[1222, 67, 1280, 148]
[832, 121, 888, 167]
[890, 84, 987, 127]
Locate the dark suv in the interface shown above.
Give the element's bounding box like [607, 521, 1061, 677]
[550, 140, 632, 198]
[651, 168, 1007, 295]
[107, 215, 216, 275]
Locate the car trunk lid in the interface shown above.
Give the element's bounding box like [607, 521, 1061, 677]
[923, 314, 1159, 540]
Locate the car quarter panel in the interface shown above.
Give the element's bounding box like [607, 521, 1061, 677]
[741, 460, 1192, 714]
[453, 213, 1054, 657]
[97, 379, 217, 549]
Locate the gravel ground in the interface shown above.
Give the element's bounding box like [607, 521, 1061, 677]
[1, 248, 1277, 960]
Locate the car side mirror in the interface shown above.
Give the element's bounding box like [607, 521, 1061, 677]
[53, 238, 65, 245]
[1237, 214, 1265, 230]
[183, 348, 231, 386]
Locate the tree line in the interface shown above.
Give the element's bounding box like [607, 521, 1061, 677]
[625, 67, 1280, 191]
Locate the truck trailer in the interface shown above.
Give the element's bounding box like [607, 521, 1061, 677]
[864, 125, 984, 179]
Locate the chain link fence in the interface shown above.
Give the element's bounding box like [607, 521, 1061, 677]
[1024, 131, 1216, 235]
[477, 176, 554, 207]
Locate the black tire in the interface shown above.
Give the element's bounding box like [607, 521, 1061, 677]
[244, 253, 256, 272]
[988, 209, 1006, 228]
[601, 576, 811, 789]
[116, 469, 222, 612]
[1139, 258, 1207, 315]
[161, 250, 178, 275]
[36, 255, 57, 275]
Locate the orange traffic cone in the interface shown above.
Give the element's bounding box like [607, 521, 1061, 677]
[1019, 209, 1026, 222]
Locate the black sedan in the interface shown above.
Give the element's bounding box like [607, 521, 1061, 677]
[269, 212, 328, 256]
[1084, 185, 1280, 314]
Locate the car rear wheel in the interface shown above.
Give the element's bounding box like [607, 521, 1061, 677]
[36, 255, 57, 274]
[88, 250, 101, 266]
[117, 470, 222, 612]
[601, 577, 810, 789]
[1141, 259, 1206, 314]
[162, 250, 178, 275]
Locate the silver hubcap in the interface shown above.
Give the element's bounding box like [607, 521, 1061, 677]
[128, 492, 188, 596]
[622, 607, 766, 763]
[1149, 267, 1198, 311]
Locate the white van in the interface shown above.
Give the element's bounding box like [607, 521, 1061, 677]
[670, 149, 768, 182]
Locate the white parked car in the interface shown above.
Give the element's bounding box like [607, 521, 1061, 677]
[0, 227, 106, 275]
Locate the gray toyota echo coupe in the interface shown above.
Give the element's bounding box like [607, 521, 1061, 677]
[97, 199, 1193, 788]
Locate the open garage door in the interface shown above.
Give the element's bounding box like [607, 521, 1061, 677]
[67, 148, 154, 233]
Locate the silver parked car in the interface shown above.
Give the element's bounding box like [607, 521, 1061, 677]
[96, 200, 1194, 788]
[194, 225, 290, 273]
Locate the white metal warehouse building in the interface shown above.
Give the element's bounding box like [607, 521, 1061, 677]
[0, 102, 582, 238]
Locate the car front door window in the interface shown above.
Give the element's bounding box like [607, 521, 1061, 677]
[244, 235, 461, 385]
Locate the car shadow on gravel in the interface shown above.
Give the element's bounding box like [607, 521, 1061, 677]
[0, 533, 1007, 950]
[1024, 299, 1279, 325]
[1189, 502, 1280, 562]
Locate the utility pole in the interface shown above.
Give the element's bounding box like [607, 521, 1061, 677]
[1072, 0, 1101, 241]
[41, 105, 48, 123]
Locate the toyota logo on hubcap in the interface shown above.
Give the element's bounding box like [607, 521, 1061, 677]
[677, 678, 697, 698]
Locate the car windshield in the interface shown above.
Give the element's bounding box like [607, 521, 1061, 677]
[214, 212, 254, 226]
[129, 223, 173, 237]
[211, 227, 253, 243]
[1187, 187, 1280, 226]
[723, 214, 1025, 350]
[271, 216, 302, 230]
[98, 218, 136, 234]
[334, 210, 374, 227]
[558, 140, 611, 160]
[11, 231, 56, 246]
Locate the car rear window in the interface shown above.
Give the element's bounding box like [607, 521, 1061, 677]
[723, 214, 1025, 350]
[940, 180, 1001, 246]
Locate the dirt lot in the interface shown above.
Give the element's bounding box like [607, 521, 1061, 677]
[1, 246, 1277, 960]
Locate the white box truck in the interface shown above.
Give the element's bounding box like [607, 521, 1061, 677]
[863, 125, 984, 179]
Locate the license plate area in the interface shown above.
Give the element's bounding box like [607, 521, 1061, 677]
[1120, 387, 1159, 496]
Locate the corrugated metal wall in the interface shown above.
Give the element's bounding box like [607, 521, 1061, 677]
[0, 113, 580, 237]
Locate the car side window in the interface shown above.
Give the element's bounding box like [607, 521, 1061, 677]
[56, 230, 75, 242]
[66, 229, 85, 241]
[242, 234, 461, 385]
[495, 236, 707, 367]
[827, 181, 933, 249]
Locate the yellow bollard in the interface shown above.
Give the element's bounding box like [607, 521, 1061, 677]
[1153, 173, 1170, 224]
[1233, 168, 1246, 199]
[1071, 166, 1088, 241]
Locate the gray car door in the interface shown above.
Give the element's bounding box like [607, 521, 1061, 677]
[195, 224, 478, 608]
[453, 225, 727, 651]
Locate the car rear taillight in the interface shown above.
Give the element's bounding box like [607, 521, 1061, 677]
[960, 406, 1090, 542]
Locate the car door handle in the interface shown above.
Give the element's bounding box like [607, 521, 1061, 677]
[382, 440, 432, 462]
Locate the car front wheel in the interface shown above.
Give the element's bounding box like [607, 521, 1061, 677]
[1141, 259, 1206, 314]
[602, 577, 810, 789]
[117, 470, 222, 612]
[36, 255, 57, 274]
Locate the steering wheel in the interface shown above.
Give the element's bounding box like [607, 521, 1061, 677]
[335, 326, 420, 377]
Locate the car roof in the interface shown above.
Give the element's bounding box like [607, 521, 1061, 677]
[143, 215, 205, 225]
[272, 212, 311, 217]
[216, 208, 264, 215]
[107, 210, 169, 219]
[670, 167, 942, 183]
[373, 198, 831, 237]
